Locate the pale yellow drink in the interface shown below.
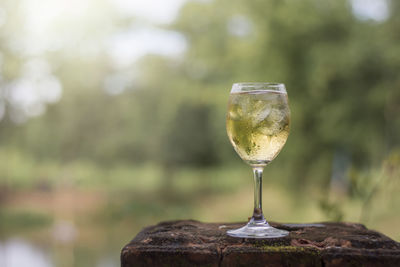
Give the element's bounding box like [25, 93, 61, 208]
[226, 90, 290, 167]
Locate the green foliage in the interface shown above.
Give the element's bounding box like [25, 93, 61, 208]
[0, 0, 399, 222]
[160, 102, 219, 167]
[0, 2, 400, 266]
[318, 199, 344, 222]
[0, 209, 52, 234]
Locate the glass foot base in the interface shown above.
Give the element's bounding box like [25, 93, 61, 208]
[227, 222, 289, 238]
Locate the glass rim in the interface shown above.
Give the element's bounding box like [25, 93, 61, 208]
[231, 82, 286, 93]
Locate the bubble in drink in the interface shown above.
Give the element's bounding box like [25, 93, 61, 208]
[226, 90, 290, 166]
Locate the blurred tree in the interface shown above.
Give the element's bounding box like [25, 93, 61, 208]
[0, 0, 399, 198]
[170, 0, 400, 192]
[160, 102, 218, 167]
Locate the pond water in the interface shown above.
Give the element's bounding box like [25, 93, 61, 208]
[0, 238, 52, 267]
[0, 238, 118, 267]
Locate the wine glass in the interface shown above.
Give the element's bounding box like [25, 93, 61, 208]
[226, 82, 290, 238]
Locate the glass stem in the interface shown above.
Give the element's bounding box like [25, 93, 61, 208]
[251, 167, 267, 224]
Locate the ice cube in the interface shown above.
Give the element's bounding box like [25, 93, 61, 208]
[269, 109, 285, 123]
[259, 108, 288, 135]
[228, 101, 246, 120]
[252, 105, 271, 126]
[238, 96, 252, 115]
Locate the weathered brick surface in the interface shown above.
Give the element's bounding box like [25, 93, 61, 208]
[121, 220, 400, 267]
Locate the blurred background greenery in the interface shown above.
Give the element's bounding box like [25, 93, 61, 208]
[0, 0, 400, 266]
